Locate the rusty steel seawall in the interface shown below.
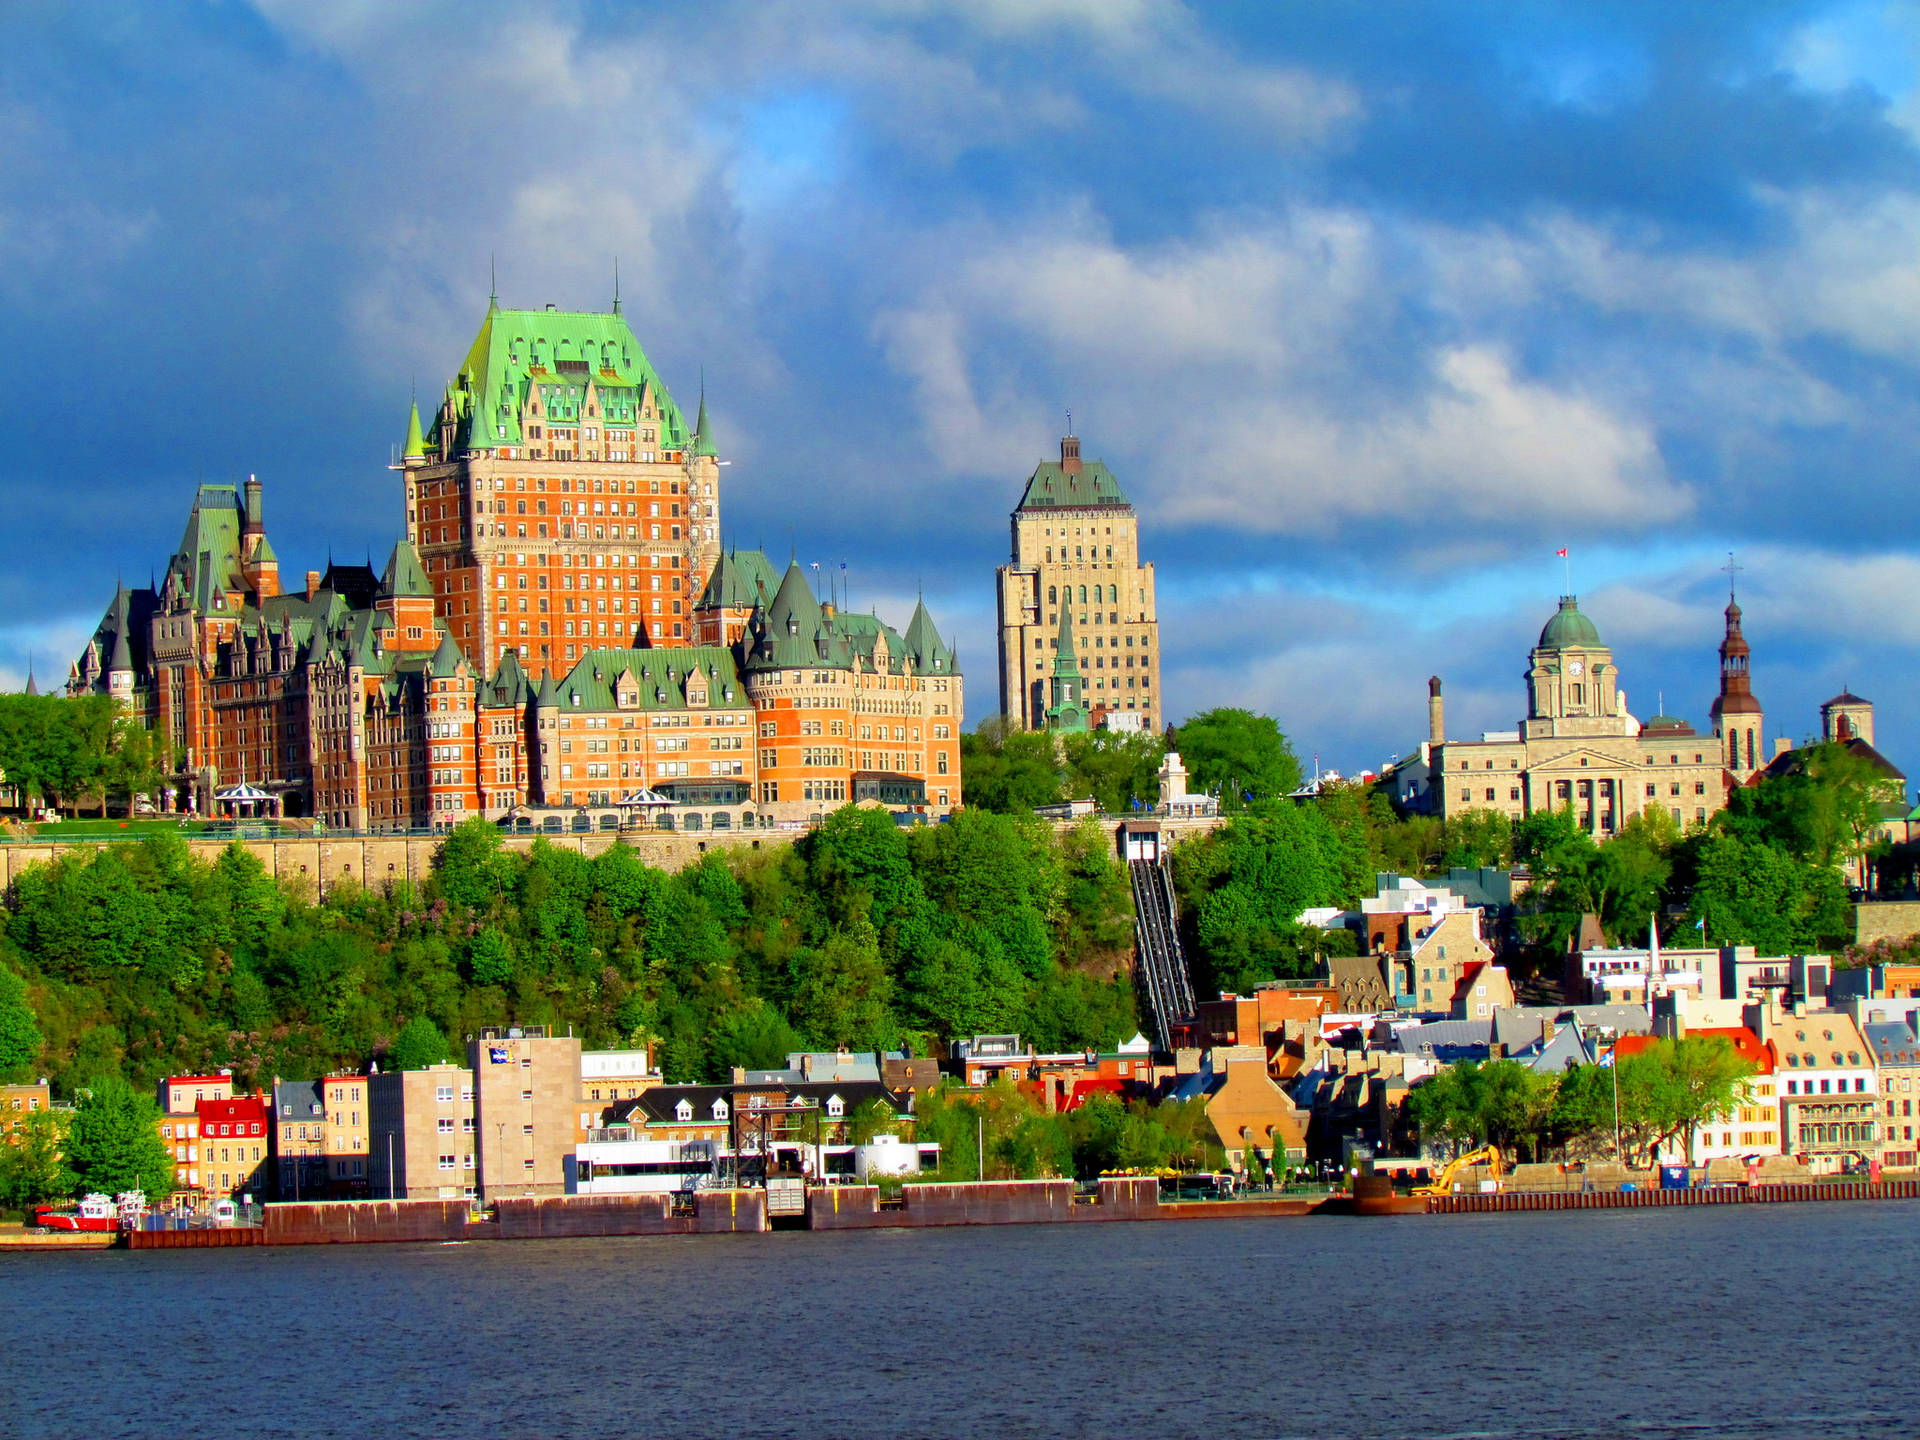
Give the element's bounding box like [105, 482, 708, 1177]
[1426, 1178, 1920, 1214]
[809, 1177, 1164, 1230]
[263, 1199, 476, 1244]
[126, 1226, 267, 1249]
[492, 1190, 767, 1238]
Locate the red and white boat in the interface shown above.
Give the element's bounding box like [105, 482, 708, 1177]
[34, 1193, 120, 1233]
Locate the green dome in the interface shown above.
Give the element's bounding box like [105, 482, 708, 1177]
[1539, 596, 1601, 649]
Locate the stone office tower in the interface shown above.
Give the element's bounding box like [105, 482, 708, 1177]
[401, 289, 724, 679]
[996, 433, 1160, 731]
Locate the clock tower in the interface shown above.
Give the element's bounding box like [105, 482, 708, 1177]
[1522, 595, 1636, 740]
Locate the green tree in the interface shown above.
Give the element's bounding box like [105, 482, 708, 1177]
[387, 1015, 451, 1071]
[1171, 709, 1302, 809]
[960, 718, 1064, 814]
[432, 817, 516, 910]
[1440, 809, 1514, 870]
[0, 964, 43, 1080]
[0, 1109, 75, 1209]
[469, 929, 515, 988]
[1620, 1035, 1756, 1165]
[1061, 729, 1164, 813]
[789, 918, 896, 1051]
[66, 1076, 173, 1200]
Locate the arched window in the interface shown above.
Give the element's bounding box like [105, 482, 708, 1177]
[1047, 586, 1056, 603]
[1078, 585, 1087, 603]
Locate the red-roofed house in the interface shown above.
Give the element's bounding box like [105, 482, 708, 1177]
[198, 1095, 270, 1201]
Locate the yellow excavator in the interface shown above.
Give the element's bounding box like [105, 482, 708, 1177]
[1413, 1146, 1505, 1196]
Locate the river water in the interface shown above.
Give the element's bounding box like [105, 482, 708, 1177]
[4, 1203, 1916, 1439]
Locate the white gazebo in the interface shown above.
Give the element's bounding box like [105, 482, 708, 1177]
[212, 782, 274, 819]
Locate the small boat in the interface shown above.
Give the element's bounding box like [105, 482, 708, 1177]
[35, 1193, 121, 1233]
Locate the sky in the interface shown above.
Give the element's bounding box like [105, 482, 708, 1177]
[5, 0, 1920, 777]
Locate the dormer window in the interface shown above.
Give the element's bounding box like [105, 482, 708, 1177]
[825, 1095, 844, 1118]
[711, 1099, 729, 1121]
[674, 1099, 693, 1122]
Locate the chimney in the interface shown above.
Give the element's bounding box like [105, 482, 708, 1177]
[306, 570, 321, 600]
[1060, 434, 1082, 475]
[244, 473, 264, 538]
[800, 1055, 814, 1080]
[1428, 676, 1445, 746]
[730, 1066, 746, 1084]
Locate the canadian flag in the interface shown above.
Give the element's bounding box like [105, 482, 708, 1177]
[1555, 548, 1568, 557]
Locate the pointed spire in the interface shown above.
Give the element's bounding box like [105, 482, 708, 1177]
[690, 372, 716, 458]
[24, 653, 38, 697]
[489, 253, 498, 310]
[612, 255, 621, 315]
[403, 399, 426, 462]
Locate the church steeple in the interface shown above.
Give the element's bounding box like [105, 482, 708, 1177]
[1046, 607, 1088, 733]
[1709, 560, 1764, 777]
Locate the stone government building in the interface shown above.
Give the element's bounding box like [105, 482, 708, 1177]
[1394, 588, 1900, 835]
[66, 296, 962, 832]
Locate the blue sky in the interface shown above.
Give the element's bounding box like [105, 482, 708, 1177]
[5, 1, 1920, 776]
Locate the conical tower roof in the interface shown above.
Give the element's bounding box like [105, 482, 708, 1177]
[107, 586, 134, 672]
[403, 401, 427, 462]
[380, 540, 433, 599]
[689, 385, 716, 458]
[903, 596, 957, 676]
[428, 629, 464, 675]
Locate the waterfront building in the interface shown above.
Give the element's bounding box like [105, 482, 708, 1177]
[156, 1072, 234, 1205]
[197, 1094, 270, 1201]
[470, 1027, 580, 1201]
[322, 1074, 370, 1198]
[1863, 1014, 1920, 1168]
[575, 1048, 658, 1146]
[270, 1078, 328, 1201]
[1406, 911, 1496, 1014]
[1682, 1026, 1780, 1164]
[1752, 1006, 1881, 1173]
[995, 433, 1161, 732]
[369, 1062, 475, 1201]
[1160, 1048, 1308, 1171]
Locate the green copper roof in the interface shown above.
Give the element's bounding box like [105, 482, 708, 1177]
[1052, 606, 1081, 678]
[107, 587, 134, 672]
[1046, 610, 1087, 732]
[556, 646, 746, 711]
[1538, 596, 1602, 650]
[743, 562, 856, 672]
[482, 649, 531, 710]
[166, 486, 245, 612]
[697, 548, 777, 611]
[440, 305, 691, 454]
[689, 387, 716, 458]
[403, 402, 426, 461]
[381, 540, 433, 599]
[902, 597, 957, 676]
[428, 630, 465, 675]
[1015, 459, 1131, 511]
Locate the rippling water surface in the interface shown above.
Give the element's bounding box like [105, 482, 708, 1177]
[5, 1202, 1917, 1439]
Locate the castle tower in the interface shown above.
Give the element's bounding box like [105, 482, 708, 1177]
[401, 293, 724, 679]
[240, 473, 281, 599]
[1709, 590, 1764, 778]
[996, 431, 1159, 732]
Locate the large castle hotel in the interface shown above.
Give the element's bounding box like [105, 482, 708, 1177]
[1400, 588, 1896, 834]
[66, 297, 961, 831]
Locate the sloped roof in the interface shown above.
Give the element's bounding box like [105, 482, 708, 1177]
[442, 304, 689, 454]
[697, 548, 778, 611]
[555, 646, 746, 711]
[1015, 458, 1131, 511]
[381, 540, 433, 599]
